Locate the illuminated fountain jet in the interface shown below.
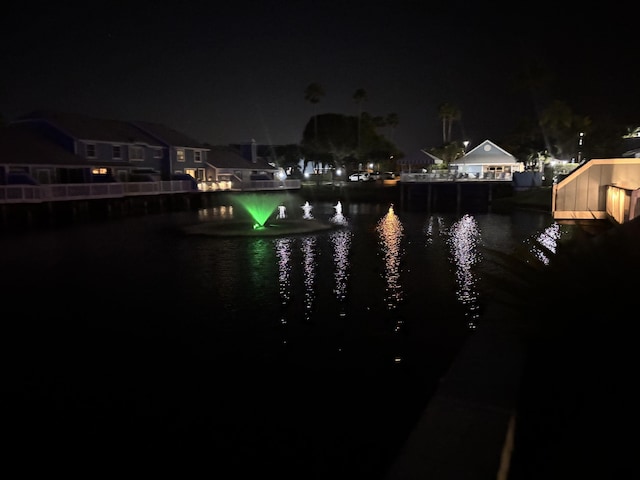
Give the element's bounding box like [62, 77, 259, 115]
[301, 201, 314, 220]
[234, 192, 284, 230]
[183, 193, 337, 237]
[330, 201, 348, 225]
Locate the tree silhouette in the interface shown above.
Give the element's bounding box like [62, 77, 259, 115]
[301, 113, 398, 172]
[385, 113, 399, 141]
[539, 100, 591, 160]
[353, 88, 367, 158]
[304, 83, 325, 145]
[438, 103, 460, 144]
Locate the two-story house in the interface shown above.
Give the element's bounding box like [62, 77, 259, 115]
[4, 110, 210, 184]
[9, 110, 166, 183]
[132, 120, 209, 182]
[1, 111, 299, 195]
[0, 122, 103, 185]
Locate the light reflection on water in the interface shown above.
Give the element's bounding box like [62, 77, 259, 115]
[301, 236, 317, 321]
[446, 214, 482, 329]
[330, 228, 353, 308]
[248, 239, 273, 290]
[274, 227, 354, 333]
[527, 221, 562, 265]
[376, 205, 405, 315]
[201, 206, 570, 333]
[275, 237, 293, 308]
[197, 204, 235, 220]
[423, 215, 444, 243]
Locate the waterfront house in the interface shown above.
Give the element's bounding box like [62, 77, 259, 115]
[2, 111, 287, 192]
[203, 142, 281, 190]
[130, 120, 209, 182]
[450, 139, 524, 179]
[0, 122, 127, 185]
[3, 111, 163, 184]
[7, 110, 210, 184]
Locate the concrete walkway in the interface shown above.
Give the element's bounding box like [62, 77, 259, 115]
[385, 316, 524, 480]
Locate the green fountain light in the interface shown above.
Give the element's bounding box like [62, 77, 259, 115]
[234, 192, 285, 229]
[182, 195, 343, 237]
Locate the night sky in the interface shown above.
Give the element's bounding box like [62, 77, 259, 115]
[3, 1, 637, 155]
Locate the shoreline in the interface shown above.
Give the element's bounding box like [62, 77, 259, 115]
[301, 182, 554, 213]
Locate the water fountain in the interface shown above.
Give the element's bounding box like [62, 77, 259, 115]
[301, 201, 313, 220]
[330, 201, 348, 226]
[235, 192, 284, 229]
[183, 195, 343, 237]
[276, 204, 287, 220]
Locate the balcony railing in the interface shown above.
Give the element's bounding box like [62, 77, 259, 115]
[1, 180, 194, 204]
[400, 172, 513, 182]
[0, 178, 302, 204]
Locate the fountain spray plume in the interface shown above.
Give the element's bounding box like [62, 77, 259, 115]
[234, 192, 286, 229]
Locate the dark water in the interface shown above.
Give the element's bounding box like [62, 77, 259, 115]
[0, 198, 563, 477]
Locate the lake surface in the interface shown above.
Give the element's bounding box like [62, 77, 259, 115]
[0, 196, 566, 477]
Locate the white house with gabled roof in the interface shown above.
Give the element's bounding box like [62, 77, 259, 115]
[450, 139, 524, 179]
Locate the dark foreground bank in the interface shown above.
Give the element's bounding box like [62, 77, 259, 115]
[388, 208, 635, 479]
[506, 216, 638, 479]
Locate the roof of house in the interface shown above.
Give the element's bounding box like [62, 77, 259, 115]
[208, 145, 278, 171]
[451, 140, 518, 166]
[132, 121, 207, 149]
[398, 149, 442, 165]
[0, 124, 128, 166]
[16, 110, 163, 146]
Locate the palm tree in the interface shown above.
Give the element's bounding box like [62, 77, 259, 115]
[304, 83, 325, 145]
[385, 113, 399, 141]
[438, 103, 460, 144]
[539, 100, 591, 160]
[353, 88, 367, 158]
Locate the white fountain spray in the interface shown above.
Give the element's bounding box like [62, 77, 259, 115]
[330, 201, 348, 226]
[301, 201, 314, 220]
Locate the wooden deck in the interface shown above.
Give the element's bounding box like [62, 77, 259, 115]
[551, 158, 640, 224]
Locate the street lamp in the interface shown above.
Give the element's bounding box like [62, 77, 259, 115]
[462, 141, 469, 174]
[577, 132, 584, 163]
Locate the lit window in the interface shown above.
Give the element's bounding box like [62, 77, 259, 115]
[177, 149, 185, 162]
